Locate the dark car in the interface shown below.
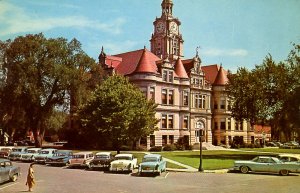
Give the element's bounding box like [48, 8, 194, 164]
[0, 159, 20, 183]
[90, 152, 115, 170]
[45, 150, 73, 166]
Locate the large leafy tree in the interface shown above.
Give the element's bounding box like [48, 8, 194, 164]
[79, 75, 158, 153]
[227, 44, 300, 141]
[0, 33, 96, 147]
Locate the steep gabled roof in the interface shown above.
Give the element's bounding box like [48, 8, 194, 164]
[213, 65, 228, 86]
[133, 48, 159, 74]
[113, 48, 160, 75]
[174, 57, 188, 79]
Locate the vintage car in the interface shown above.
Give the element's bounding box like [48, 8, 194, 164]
[8, 147, 28, 161]
[34, 148, 57, 164]
[90, 152, 115, 170]
[233, 156, 300, 176]
[45, 150, 73, 166]
[138, 154, 166, 175]
[68, 152, 94, 168]
[0, 147, 14, 158]
[20, 148, 42, 162]
[0, 159, 20, 183]
[110, 153, 137, 172]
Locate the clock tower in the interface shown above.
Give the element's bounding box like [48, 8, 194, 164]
[150, 0, 184, 61]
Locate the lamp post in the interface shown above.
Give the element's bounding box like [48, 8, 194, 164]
[198, 129, 204, 172]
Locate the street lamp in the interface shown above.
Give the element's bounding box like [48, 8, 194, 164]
[199, 129, 204, 172]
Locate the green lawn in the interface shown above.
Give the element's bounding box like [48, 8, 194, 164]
[157, 150, 278, 170]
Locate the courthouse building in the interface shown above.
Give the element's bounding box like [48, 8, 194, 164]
[98, 0, 260, 149]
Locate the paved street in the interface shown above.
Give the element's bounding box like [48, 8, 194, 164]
[1, 162, 300, 193]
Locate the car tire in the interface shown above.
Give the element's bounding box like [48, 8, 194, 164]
[240, 166, 249, 174]
[279, 170, 289, 176]
[10, 174, 18, 182]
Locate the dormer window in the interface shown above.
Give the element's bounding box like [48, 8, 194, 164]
[162, 70, 173, 83]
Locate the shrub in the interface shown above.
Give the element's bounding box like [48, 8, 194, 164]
[163, 144, 177, 151]
[149, 146, 162, 152]
[120, 145, 131, 151]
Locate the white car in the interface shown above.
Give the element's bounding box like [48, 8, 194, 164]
[20, 148, 42, 162]
[110, 154, 137, 172]
[34, 148, 57, 164]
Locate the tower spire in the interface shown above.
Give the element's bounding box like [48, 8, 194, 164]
[161, 0, 173, 16]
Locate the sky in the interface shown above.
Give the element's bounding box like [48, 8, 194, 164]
[0, 0, 299, 72]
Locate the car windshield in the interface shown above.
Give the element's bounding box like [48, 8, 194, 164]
[54, 153, 67, 157]
[41, 151, 49, 154]
[116, 156, 131, 160]
[143, 157, 158, 162]
[12, 149, 22, 152]
[73, 155, 84, 159]
[27, 150, 37, 153]
[96, 155, 109, 159]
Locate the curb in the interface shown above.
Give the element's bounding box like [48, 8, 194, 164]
[166, 168, 229, 174]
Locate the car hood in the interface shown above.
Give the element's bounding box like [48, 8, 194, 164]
[9, 152, 23, 155]
[50, 156, 68, 160]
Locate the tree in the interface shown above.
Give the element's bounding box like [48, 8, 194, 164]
[0, 33, 96, 147]
[79, 75, 159, 153]
[227, 44, 300, 141]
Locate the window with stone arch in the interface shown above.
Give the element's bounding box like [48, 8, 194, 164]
[195, 120, 205, 130]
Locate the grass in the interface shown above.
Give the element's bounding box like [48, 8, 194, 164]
[68, 148, 300, 170]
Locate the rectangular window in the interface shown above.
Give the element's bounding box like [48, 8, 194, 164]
[214, 101, 218, 109]
[168, 115, 173, 129]
[195, 94, 200, 108]
[149, 87, 155, 101]
[162, 135, 167, 146]
[235, 121, 239, 130]
[162, 70, 168, 82]
[162, 114, 167, 128]
[168, 71, 173, 82]
[240, 122, 243, 131]
[183, 91, 189, 106]
[195, 78, 199, 86]
[168, 90, 174, 105]
[221, 122, 226, 130]
[220, 99, 226, 109]
[150, 135, 155, 147]
[169, 135, 174, 144]
[162, 89, 167, 104]
[183, 116, 189, 129]
[228, 119, 231, 131]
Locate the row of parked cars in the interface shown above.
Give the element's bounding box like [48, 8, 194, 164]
[266, 141, 300, 148]
[1, 146, 167, 176]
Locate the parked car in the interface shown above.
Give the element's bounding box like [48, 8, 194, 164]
[277, 154, 300, 163]
[233, 156, 300, 176]
[138, 154, 166, 175]
[8, 147, 28, 161]
[274, 142, 283, 147]
[265, 142, 277, 147]
[0, 159, 20, 183]
[0, 147, 14, 158]
[34, 148, 57, 164]
[20, 148, 42, 162]
[45, 150, 73, 166]
[110, 154, 137, 173]
[68, 152, 94, 169]
[90, 152, 115, 170]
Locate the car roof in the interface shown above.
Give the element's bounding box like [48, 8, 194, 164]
[27, 148, 42, 150]
[41, 148, 57, 151]
[144, 154, 161, 158]
[0, 159, 11, 162]
[115, 154, 133, 157]
[95, 152, 111, 156]
[57, 150, 72, 153]
[73, 151, 93, 155]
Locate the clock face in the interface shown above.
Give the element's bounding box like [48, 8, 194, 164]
[170, 21, 178, 33]
[156, 22, 165, 33]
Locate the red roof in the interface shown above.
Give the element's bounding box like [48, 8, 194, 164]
[174, 57, 188, 78]
[254, 125, 271, 134]
[133, 48, 159, 74]
[213, 66, 228, 86]
[202, 64, 228, 85]
[112, 48, 160, 75]
[104, 55, 122, 68]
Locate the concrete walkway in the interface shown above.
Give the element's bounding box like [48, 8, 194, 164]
[144, 151, 228, 173]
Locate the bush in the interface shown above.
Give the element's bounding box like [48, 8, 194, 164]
[120, 145, 131, 151]
[149, 146, 162, 152]
[163, 144, 177, 151]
